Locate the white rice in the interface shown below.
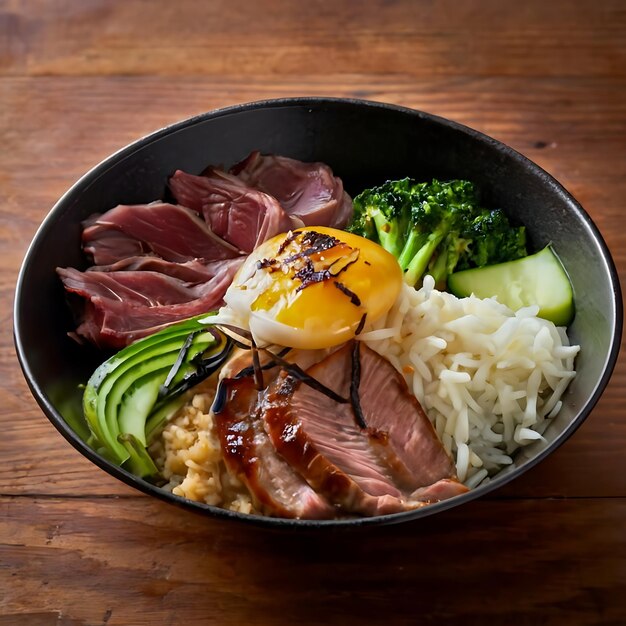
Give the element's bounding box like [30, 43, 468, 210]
[359, 276, 580, 486]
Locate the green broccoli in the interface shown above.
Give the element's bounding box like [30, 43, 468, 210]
[459, 208, 527, 269]
[348, 177, 526, 289]
[347, 177, 414, 257]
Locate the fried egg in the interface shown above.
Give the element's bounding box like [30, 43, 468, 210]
[222, 227, 402, 349]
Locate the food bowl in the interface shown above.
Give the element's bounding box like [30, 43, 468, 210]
[14, 98, 622, 527]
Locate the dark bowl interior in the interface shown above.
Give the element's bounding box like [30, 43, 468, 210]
[14, 98, 622, 528]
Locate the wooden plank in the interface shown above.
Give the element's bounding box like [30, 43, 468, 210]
[0, 0, 624, 78]
[0, 1, 625, 623]
[1, 496, 625, 624]
[1, 75, 625, 219]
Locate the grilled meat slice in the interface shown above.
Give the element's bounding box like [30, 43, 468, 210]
[213, 375, 335, 519]
[260, 342, 466, 515]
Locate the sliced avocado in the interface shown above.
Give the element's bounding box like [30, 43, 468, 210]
[87, 329, 207, 463]
[118, 433, 160, 477]
[116, 331, 215, 446]
[82, 314, 232, 476]
[83, 320, 203, 458]
[145, 395, 189, 444]
[447, 245, 575, 326]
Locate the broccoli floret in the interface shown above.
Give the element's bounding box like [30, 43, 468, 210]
[458, 209, 527, 269]
[396, 185, 445, 270]
[399, 180, 479, 286]
[348, 178, 414, 257]
[427, 232, 472, 288]
[347, 177, 527, 288]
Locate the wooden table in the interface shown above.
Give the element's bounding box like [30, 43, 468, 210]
[2, 1, 625, 624]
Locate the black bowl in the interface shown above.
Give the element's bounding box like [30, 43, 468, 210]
[14, 98, 622, 528]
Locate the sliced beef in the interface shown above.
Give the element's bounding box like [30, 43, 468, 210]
[231, 151, 353, 229]
[88, 256, 236, 283]
[212, 375, 335, 519]
[61, 200, 248, 348]
[57, 258, 243, 349]
[261, 342, 466, 516]
[83, 202, 242, 265]
[411, 478, 469, 502]
[355, 343, 461, 490]
[262, 372, 410, 516]
[169, 169, 298, 253]
[80, 228, 147, 266]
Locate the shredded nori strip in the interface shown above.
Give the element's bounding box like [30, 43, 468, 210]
[214, 341, 348, 406]
[333, 281, 362, 306]
[282, 247, 324, 264]
[250, 339, 264, 390]
[158, 331, 199, 398]
[211, 379, 229, 414]
[154, 346, 230, 407]
[151, 330, 233, 415]
[282, 231, 341, 264]
[293, 250, 361, 294]
[294, 258, 332, 292]
[256, 346, 348, 405]
[355, 313, 367, 336]
[302, 230, 341, 250]
[235, 347, 291, 379]
[350, 341, 367, 429]
[277, 230, 300, 255]
[256, 258, 277, 270]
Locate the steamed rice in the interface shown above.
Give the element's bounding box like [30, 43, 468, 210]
[153, 275, 579, 504]
[359, 276, 580, 486]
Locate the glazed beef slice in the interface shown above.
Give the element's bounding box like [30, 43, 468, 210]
[261, 343, 466, 516]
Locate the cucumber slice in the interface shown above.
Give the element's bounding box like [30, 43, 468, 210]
[447, 245, 574, 326]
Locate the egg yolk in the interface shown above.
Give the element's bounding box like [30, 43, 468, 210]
[224, 227, 402, 349]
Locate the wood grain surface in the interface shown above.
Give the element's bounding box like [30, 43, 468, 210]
[1, 1, 625, 624]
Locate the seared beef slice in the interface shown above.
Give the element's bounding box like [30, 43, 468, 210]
[262, 343, 467, 516]
[263, 372, 407, 516]
[356, 344, 462, 489]
[212, 375, 335, 519]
